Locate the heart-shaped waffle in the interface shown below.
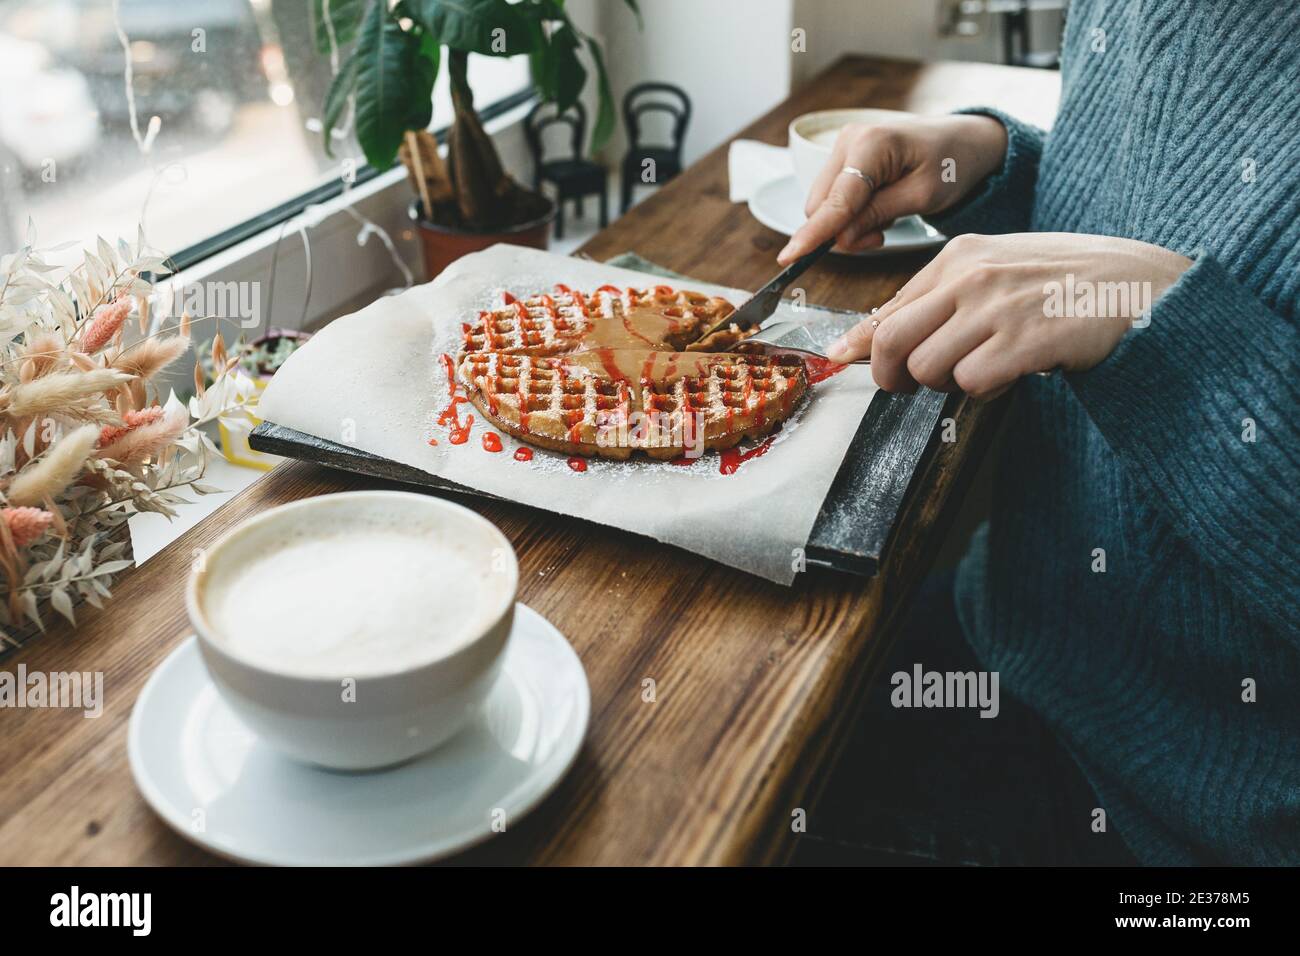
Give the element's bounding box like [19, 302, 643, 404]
[454, 285, 808, 460]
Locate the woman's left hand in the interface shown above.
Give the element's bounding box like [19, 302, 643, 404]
[829, 233, 1193, 399]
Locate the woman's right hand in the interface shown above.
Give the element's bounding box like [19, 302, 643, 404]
[777, 114, 1009, 264]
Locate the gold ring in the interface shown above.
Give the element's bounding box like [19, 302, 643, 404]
[840, 166, 875, 190]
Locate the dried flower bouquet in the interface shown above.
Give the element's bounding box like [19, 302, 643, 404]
[0, 226, 256, 643]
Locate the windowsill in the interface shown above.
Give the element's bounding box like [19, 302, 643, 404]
[127, 97, 552, 565]
[144, 95, 537, 386]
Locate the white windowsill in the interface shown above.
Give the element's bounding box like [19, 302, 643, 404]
[130, 97, 549, 563]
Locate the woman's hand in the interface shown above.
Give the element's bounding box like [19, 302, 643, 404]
[828, 233, 1193, 399]
[778, 114, 1009, 263]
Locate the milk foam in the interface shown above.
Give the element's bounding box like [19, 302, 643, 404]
[201, 513, 508, 678]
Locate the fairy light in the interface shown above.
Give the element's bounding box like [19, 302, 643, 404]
[111, 0, 161, 156]
[118, 0, 415, 345]
[341, 204, 415, 292]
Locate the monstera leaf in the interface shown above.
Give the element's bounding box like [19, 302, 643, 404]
[353, 2, 436, 169]
[530, 23, 585, 115]
[318, 0, 643, 223]
[584, 36, 616, 153]
[311, 0, 367, 55]
[406, 0, 538, 56]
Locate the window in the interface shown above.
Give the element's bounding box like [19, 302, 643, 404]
[0, 0, 529, 264]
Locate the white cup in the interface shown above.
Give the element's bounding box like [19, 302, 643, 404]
[788, 108, 911, 195]
[187, 491, 517, 771]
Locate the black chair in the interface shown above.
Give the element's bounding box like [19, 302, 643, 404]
[620, 82, 691, 213]
[524, 100, 607, 240]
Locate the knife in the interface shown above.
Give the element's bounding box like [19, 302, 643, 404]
[699, 238, 835, 339]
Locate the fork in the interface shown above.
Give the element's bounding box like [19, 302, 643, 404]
[727, 316, 871, 365]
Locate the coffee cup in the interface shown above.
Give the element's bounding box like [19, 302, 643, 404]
[187, 490, 517, 771]
[788, 108, 910, 195]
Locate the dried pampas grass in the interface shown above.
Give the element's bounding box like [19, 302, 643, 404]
[80, 299, 132, 353]
[95, 406, 188, 465]
[4, 424, 99, 507]
[20, 333, 67, 380]
[111, 335, 191, 382]
[1, 507, 53, 548]
[4, 369, 132, 419]
[0, 233, 255, 643]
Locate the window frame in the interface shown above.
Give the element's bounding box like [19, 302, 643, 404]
[167, 87, 537, 273]
[141, 88, 540, 403]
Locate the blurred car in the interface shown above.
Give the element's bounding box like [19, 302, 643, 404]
[0, 0, 269, 139]
[0, 33, 99, 171]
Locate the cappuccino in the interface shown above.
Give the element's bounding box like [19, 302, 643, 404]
[198, 509, 507, 678]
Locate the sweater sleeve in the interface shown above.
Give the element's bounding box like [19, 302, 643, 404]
[1067, 252, 1300, 637]
[923, 107, 1046, 237]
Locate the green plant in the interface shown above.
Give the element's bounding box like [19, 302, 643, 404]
[198, 330, 310, 381]
[315, 0, 640, 231]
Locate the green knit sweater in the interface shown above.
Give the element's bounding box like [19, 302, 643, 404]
[926, 0, 1300, 865]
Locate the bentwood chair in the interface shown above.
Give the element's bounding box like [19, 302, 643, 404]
[620, 82, 691, 213]
[524, 100, 608, 240]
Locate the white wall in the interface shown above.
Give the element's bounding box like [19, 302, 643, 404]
[586, 0, 1064, 168]
[789, 0, 1000, 86]
[592, 0, 794, 167]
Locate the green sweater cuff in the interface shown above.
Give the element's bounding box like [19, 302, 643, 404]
[924, 107, 1046, 236]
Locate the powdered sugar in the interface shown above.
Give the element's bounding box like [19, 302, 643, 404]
[259, 246, 878, 584]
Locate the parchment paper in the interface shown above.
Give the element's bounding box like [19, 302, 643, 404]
[257, 245, 877, 584]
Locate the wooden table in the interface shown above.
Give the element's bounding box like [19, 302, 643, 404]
[0, 56, 1058, 866]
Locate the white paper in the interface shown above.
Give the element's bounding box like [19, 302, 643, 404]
[727, 139, 793, 202]
[257, 245, 877, 584]
[128, 454, 263, 564]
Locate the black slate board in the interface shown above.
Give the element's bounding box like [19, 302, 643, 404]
[249, 256, 947, 577]
[251, 385, 942, 576]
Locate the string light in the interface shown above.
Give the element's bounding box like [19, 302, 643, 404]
[111, 0, 161, 157]
[112, 0, 415, 339]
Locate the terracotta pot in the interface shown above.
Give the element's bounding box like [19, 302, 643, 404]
[409, 198, 557, 279]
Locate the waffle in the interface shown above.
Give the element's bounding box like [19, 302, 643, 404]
[453, 284, 808, 459]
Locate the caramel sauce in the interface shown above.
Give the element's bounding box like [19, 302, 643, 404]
[563, 349, 715, 386]
[594, 347, 629, 383]
[458, 287, 821, 464]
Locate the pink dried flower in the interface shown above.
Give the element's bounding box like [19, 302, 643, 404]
[95, 406, 187, 464]
[3, 507, 53, 548]
[97, 406, 166, 449]
[81, 299, 132, 353]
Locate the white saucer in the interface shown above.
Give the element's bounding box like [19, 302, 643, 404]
[748, 175, 946, 256]
[128, 604, 589, 866]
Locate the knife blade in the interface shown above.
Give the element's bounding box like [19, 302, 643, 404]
[699, 238, 834, 340]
